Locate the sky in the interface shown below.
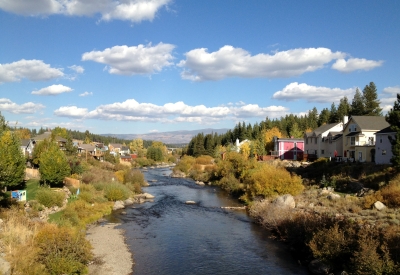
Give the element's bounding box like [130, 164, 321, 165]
[0, 1, 399, 135]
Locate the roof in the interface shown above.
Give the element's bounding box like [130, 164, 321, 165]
[346, 131, 364, 137]
[109, 143, 123, 148]
[276, 138, 304, 142]
[79, 144, 95, 151]
[349, 116, 389, 131]
[121, 146, 130, 151]
[33, 132, 67, 142]
[375, 126, 396, 135]
[312, 123, 342, 136]
[20, 139, 31, 147]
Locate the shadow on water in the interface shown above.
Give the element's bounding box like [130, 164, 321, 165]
[113, 167, 309, 275]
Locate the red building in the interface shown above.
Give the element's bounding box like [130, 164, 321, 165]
[272, 137, 304, 160]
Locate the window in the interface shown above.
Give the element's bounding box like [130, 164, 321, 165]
[321, 149, 324, 155]
[382, 150, 387, 155]
[350, 137, 355, 145]
[306, 138, 308, 144]
[380, 138, 382, 144]
[315, 138, 317, 144]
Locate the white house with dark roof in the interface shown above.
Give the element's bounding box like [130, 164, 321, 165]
[375, 126, 396, 164]
[342, 116, 389, 162]
[304, 122, 344, 159]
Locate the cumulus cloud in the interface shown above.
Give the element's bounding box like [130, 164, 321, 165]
[79, 91, 93, 97]
[82, 43, 175, 75]
[0, 98, 45, 114]
[54, 106, 88, 118]
[54, 99, 289, 123]
[0, 59, 64, 83]
[380, 86, 400, 113]
[0, 0, 171, 22]
[178, 46, 345, 81]
[332, 58, 383, 72]
[273, 82, 355, 103]
[31, 84, 73, 95]
[69, 65, 84, 73]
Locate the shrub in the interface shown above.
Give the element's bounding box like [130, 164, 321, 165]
[35, 224, 92, 275]
[126, 169, 146, 186]
[195, 155, 214, 165]
[36, 188, 65, 208]
[104, 182, 131, 201]
[380, 175, 400, 208]
[217, 174, 243, 194]
[243, 163, 304, 200]
[60, 199, 112, 226]
[173, 155, 195, 174]
[81, 166, 114, 184]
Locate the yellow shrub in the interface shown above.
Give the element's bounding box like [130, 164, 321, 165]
[195, 155, 214, 165]
[244, 163, 304, 199]
[114, 170, 125, 183]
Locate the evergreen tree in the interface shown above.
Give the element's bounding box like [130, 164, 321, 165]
[289, 123, 303, 138]
[385, 94, 400, 167]
[40, 142, 71, 186]
[318, 108, 330, 126]
[363, 82, 382, 116]
[0, 130, 25, 189]
[307, 107, 319, 129]
[337, 96, 351, 122]
[328, 102, 339, 123]
[350, 88, 365, 116]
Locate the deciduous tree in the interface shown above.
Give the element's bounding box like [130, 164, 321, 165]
[40, 142, 71, 186]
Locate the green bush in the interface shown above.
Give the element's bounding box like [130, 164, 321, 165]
[35, 224, 92, 275]
[217, 174, 243, 194]
[173, 155, 195, 174]
[104, 182, 131, 201]
[36, 188, 65, 208]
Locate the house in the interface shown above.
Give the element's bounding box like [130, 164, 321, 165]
[108, 143, 123, 154]
[33, 132, 67, 149]
[375, 126, 396, 164]
[235, 138, 250, 153]
[272, 137, 304, 160]
[342, 116, 389, 162]
[20, 139, 35, 158]
[78, 144, 104, 160]
[325, 132, 343, 160]
[120, 146, 131, 155]
[304, 122, 344, 159]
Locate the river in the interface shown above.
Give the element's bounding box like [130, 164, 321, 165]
[115, 167, 309, 275]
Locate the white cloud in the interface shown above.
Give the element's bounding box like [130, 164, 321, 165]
[0, 59, 64, 83]
[54, 106, 89, 118]
[79, 91, 93, 97]
[0, 98, 45, 114]
[32, 84, 73, 95]
[0, 0, 171, 22]
[380, 86, 400, 113]
[178, 46, 345, 81]
[0, 0, 61, 15]
[54, 99, 289, 123]
[69, 65, 84, 73]
[273, 82, 355, 103]
[332, 58, 383, 72]
[82, 43, 175, 75]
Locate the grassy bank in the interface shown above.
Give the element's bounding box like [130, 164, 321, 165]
[0, 160, 148, 275]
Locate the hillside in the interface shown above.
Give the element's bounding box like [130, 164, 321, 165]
[101, 128, 229, 144]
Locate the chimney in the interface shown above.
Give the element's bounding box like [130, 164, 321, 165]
[343, 116, 348, 129]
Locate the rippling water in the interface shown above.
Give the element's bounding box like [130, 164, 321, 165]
[116, 167, 309, 275]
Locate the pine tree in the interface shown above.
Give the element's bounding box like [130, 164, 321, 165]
[318, 108, 330, 126]
[329, 102, 339, 123]
[0, 130, 25, 189]
[350, 88, 365, 116]
[337, 96, 351, 122]
[363, 82, 382, 116]
[385, 94, 400, 167]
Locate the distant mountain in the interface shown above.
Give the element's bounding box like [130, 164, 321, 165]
[101, 128, 229, 144]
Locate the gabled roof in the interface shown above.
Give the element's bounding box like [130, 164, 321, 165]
[20, 139, 31, 147]
[79, 144, 95, 151]
[375, 126, 396, 135]
[312, 123, 342, 136]
[109, 143, 123, 149]
[349, 116, 389, 131]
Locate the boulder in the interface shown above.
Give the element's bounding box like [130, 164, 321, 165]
[124, 198, 134, 206]
[327, 193, 341, 200]
[143, 193, 155, 199]
[308, 259, 330, 275]
[373, 201, 386, 211]
[185, 201, 196, 204]
[273, 194, 296, 208]
[170, 171, 186, 178]
[113, 200, 125, 210]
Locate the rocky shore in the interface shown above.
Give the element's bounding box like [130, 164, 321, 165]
[86, 223, 133, 275]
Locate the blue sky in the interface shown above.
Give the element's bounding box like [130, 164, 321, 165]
[0, 0, 399, 135]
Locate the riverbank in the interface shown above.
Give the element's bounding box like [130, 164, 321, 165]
[86, 223, 133, 275]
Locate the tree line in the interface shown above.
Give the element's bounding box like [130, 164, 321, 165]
[185, 82, 383, 158]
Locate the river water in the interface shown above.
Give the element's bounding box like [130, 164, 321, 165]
[116, 167, 309, 275]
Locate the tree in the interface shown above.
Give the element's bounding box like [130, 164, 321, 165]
[0, 130, 25, 189]
[289, 123, 303, 138]
[337, 96, 351, 122]
[385, 94, 400, 167]
[84, 130, 91, 144]
[39, 142, 71, 186]
[350, 88, 365, 116]
[363, 82, 382, 116]
[263, 127, 282, 153]
[318, 108, 330, 126]
[329, 102, 339, 123]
